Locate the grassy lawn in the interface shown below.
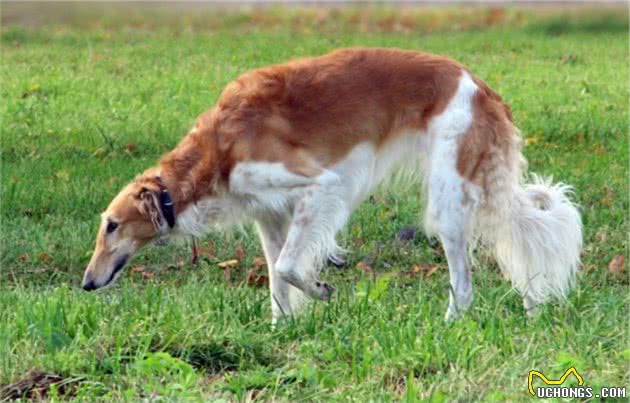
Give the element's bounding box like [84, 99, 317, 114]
[1, 5, 628, 401]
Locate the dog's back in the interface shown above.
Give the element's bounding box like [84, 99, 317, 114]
[213, 48, 473, 167]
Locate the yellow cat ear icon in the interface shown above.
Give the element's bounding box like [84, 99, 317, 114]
[528, 367, 584, 396]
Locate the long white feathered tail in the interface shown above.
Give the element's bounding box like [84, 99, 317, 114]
[479, 174, 583, 313]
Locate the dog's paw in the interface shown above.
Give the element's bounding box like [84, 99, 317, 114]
[313, 281, 335, 301]
[327, 253, 346, 268]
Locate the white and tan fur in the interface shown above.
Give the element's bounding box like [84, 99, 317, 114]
[82, 48, 582, 323]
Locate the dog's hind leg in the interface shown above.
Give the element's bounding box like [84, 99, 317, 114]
[255, 212, 308, 324]
[425, 161, 480, 321]
[423, 71, 482, 320]
[275, 188, 350, 304]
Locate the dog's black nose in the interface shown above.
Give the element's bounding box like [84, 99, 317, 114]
[82, 281, 97, 291]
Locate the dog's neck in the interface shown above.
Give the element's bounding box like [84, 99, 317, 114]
[153, 124, 225, 216]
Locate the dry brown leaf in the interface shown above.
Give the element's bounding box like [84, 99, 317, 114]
[356, 260, 376, 280]
[425, 266, 439, 277]
[141, 271, 155, 280]
[0, 369, 79, 401]
[408, 263, 439, 278]
[247, 388, 264, 401]
[433, 244, 445, 256]
[252, 256, 267, 268]
[218, 259, 239, 269]
[255, 275, 269, 287]
[234, 244, 246, 261]
[130, 265, 146, 273]
[198, 242, 216, 259]
[246, 264, 260, 275]
[608, 255, 625, 274]
[38, 252, 52, 264]
[246, 268, 269, 287]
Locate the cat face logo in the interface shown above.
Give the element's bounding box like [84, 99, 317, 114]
[528, 367, 584, 396]
[530, 368, 627, 399]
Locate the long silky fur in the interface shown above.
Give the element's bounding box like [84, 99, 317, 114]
[476, 134, 583, 305]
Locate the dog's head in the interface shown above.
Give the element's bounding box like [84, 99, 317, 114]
[82, 175, 174, 291]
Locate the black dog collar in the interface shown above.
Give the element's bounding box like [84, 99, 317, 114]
[155, 176, 176, 228]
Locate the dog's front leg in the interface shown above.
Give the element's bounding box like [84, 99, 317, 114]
[255, 212, 308, 324]
[275, 189, 349, 303]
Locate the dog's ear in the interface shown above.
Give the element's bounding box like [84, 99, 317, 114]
[137, 187, 163, 231]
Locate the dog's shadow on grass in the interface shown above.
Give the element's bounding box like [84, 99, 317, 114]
[168, 340, 276, 375]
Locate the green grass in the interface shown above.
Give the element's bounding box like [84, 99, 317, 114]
[1, 5, 628, 401]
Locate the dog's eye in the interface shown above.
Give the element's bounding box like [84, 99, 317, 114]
[106, 221, 119, 234]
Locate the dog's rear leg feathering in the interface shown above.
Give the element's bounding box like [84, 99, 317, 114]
[452, 74, 583, 317]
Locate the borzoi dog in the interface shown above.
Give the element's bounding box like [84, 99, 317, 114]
[82, 48, 582, 323]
